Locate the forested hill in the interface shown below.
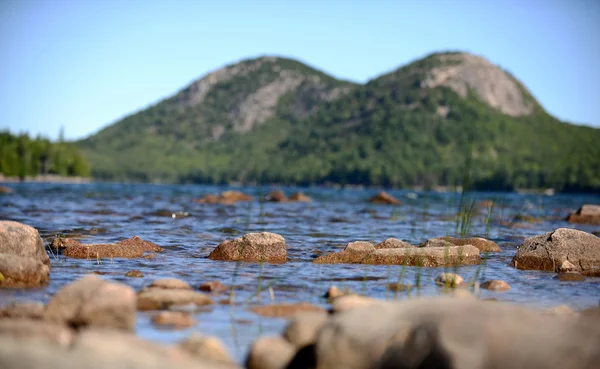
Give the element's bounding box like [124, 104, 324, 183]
[78, 51, 600, 192]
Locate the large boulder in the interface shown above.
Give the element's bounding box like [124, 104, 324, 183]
[0, 221, 50, 287]
[0, 319, 75, 347]
[423, 236, 501, 252]
[510, 228, 600, 276]
[246, 336, 296, 369]
[209, 232, 287, 263]
[45, 275, 136, 331]
[313, 297, 600, 369]
[53, 236, 163, 259]
[314, 245, 480, 267]
[567, 204, 600, 225]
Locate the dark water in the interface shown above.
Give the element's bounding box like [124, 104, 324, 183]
[1, 183, 600, 361]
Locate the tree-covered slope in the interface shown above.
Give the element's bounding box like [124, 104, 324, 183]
[78, 52, 600, 191]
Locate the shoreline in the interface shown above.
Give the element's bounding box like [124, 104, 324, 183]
[0, 174, 91, 184]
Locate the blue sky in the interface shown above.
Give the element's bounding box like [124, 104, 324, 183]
[1, 0, 599, 140]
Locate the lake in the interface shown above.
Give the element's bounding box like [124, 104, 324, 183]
[1, 182, 599, 362]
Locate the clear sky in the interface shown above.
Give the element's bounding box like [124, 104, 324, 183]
[1, 0, 599, 140]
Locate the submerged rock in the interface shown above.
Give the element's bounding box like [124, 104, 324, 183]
[125, 270, 144, 278]
[314, 245, 480, 267]
[0, 186, 12, 194]
[554, 272, 585, 282]
[249, 303, 325, 318]
[149, 278, 191, 290]
[151, 311, 195, 329]
[266, 190, 287, 202]
[289, 192, 312, 202]
[435, 273, 464, 287]
[0, 221, 50, 287]
[480, 279, 511, 291]
[194, 190, 253, 205]
[56, 236, 163, 259]
[137, 288, 213, 311]
[208, 232, 287, 263]
[199, 280, 228, 294]
[45, 275, 136, 331]
[368, 191, 402, 205]
[566, 204, 600, 225]
[510, 228, 600, 276]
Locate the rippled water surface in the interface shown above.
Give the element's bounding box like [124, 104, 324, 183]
[1, 183, 600, 361]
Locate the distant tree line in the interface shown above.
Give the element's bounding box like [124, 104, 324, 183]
[0, 130, 90, 179]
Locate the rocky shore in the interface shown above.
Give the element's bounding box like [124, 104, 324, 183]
[1, 194, 600, 369]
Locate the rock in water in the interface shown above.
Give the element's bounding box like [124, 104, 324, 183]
[369, 191, 402, 205]
[566, 204, 600, 225]
[0, 221, 50, 287]
[209, 232, 287, 263]
[510, 228, 600, 276]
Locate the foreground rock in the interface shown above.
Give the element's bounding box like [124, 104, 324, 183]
[0, 301, 44, 319]
[0, 221, 50, 287]
[422, 235, 501, 252]
[0, 328, 240, 369]
[566, 204, 600, 225]
[53, 236, 163, 259]
[45, 275, 136, 331]
[0, 319, 75, 346]
[208, 232, 287, 263]
[314, 245, 480, 267]
[246, 336, 296, 369]
[177, 334, 236, 365]
[282, 311, 329, 349]
[194, 190, 253, 205]
[313, 297, 600, 369]
[510, 228, 600, 276]
[369, 191, 402, 205]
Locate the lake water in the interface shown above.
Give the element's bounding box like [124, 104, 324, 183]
[1, 182, 599, 362]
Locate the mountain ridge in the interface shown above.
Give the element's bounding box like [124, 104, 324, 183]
[78, 50, 600, 192]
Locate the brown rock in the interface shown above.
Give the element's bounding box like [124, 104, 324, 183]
[194, 190, 253, 205]
[386, 283, 411, 292]
[199, 280, 228, 293]
[45, 275, 136, 331]
[480, 279, 511, 291]
[208, 232, 287, 263]
[249, 303, 325, 318]
[567, 204, 600, 225]
[0, 186, 12, 194]
[0, 319, 75, 347]
[435, 273, 464, 287]
[289, 192, 312, 202]
[423, 236, 501, 252]
[246, 336, 296, 369]
[559, 259, 579, 273]
[125, 270, 144, 278]
[545, 305, 578, 317]
[152, 311, 196, 329]
[0, 221, 49, 265]
[0, 254, 50, 287]
[149, 278, 191, 290]
[324, 286, 349, 299]
[137, 288, 213, 311]
[59, 236, 163, 259]
[375, 238, 414, 249]
[369, 191, 402, 205]
[344, 241, 375, 253]
[0, 301, 44, 319]
[510, 228, 600, 276]
[315, 245, 480, 267]
[266, 190, 287, 202]
[282, 311, 329, 348]
[178, 334, 235, 365]
[555, 272, 585, 281]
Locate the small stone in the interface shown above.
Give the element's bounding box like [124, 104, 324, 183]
[151, 311, 195, 329]
[480, 280, 511, 291]
[249, 303, 325, 318]
[266, 190, 287, 202]
[209, 232, 287, 263]
[199, 280, 227, 293]
[369, 191, 402, 205]
[149, 278, 191, 290]
[386, 283, 411, 292]
[289, 192, 312, 202]
[435, 273, 464, 288]
[559, 260, 579, 273]
[125, 270, 144, 278]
